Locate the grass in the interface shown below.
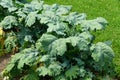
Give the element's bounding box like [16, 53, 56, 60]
[45, 0, 120, 77]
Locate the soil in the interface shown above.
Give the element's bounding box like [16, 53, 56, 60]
[0, 54, 11, 80]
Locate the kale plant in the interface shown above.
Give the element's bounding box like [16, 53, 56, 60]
[0, 0, 114, 80]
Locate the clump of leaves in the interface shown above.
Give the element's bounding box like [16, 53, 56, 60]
[0, 0, 115, 80]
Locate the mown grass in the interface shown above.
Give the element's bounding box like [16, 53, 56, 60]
[45, 0, 120, 77]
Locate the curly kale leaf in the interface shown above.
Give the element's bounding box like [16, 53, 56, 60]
[0, 16, 18, 29]
[43, 4, 72, 15]
[25, 12, 37, 27]
[0, 0, 17, 12]
[37, 34, 89, 56]
[22, 0, 43, 13]
[3, 48, 40, 73]
[64, 12, 86, 25]
[91, 42, 114, 72]
[65, 65, 79, 80]
[91, 42, 114, 62]
[81, 17, 108, 31]
[47, 22, 68, 35]
[21, 71, 39, 80]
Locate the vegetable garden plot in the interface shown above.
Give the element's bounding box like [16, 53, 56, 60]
[0, 0, 115, 80]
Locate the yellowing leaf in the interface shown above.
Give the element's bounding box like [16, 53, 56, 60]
[0, 28, 4, 36]
[0, 28, 5, 56]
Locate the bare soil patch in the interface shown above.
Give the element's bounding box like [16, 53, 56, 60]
[0, 54, 11, 80]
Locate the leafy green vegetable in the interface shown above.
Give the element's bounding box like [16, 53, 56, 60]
[4, 32, 17, 52]
[81, 17, 108, 31]
[22, 0, 43, 13]
[65, 12, 86, 25]
[0, 0, 17, 12]
[91, 42, 114, 72]
[21, 71, 39, 80]
[0, 0, 13, 8]
[25, 12, 37, 27]
[47, 22, 68, 35]
[91, 42, 114, 62]
[65, 65, 79, 80]
[37, 66, 52, 76]
[0, 0, 115, 80]
[0, 16, 18, 29]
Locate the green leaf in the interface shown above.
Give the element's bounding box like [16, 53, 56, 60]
[79, 67, 86, 77]
[17, 0, 33, 3]
[24, 35, 34, 43]
[67, 37, 80, 47]
[0, 16, 18, 29]
[77, 38, 89, 51]
[4, 35, 17, 52]
[39, 11, 59, 24]
[37, 66, 52, 76]
[65, 12, 86, 25]
[56, 5, 72, 15]
[79, 31, 93, 41]
[43, 4, 59, 11]
[4, 48, 39, 71]
[3, 53, 24, 73]
[91, 42, 114, 62]
[61, 59, 70, 68]
[65, 65, 79, 80]
[67, 37, 89, 51]
[0, 0, 13, 8]
[23, 0, 43, 13]
[81, 17, 108, 31]
[43, 4, 71, 15]
[3, 64, 15, 72]
[21, 71, 39, 80]
[37, 62, 62, 76]
[49, 38, 67, 56]
[55, 74, 67, 80]
[16, 10, 26, 18]
[17, 48, 39, 69]
[40, 55, 50, 62]
[38, 34, 67, 56]
[39, 34, 89, 56]
[47, 22, 68, 35]
[0, 0, 17, 12]
[8, 7, 17, 12]
[95, 17, 108, 25]
[37, 34, 57, 51]
[104, 40, 112, 46]
[48, 62, 62, 76]
[25, 12, 37, 27]
[74, 58, 84, 66]
[30, 0, 43, 10]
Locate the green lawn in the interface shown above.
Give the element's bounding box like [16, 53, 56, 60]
[45, 0, 120, 77]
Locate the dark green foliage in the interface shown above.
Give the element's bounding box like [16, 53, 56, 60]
[0, 0, 115, 80]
